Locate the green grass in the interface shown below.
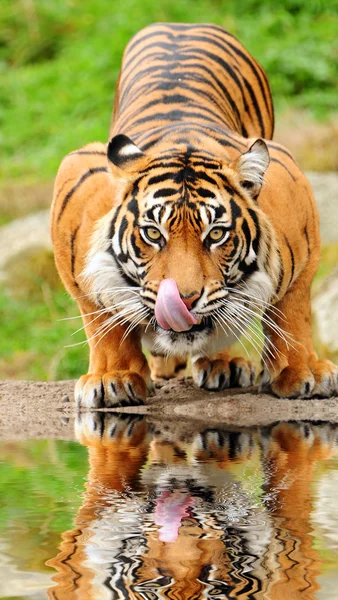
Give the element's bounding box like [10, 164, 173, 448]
[0, 0, 337, 183]
[0, 287, 87, 380]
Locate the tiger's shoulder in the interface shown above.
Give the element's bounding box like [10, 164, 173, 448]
[51, 142, 116, 296]
[51, 142, 110, 228]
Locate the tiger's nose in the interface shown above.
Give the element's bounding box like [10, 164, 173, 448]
[181, 291, 202, 310]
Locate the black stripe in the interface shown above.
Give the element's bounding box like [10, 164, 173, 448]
[304, 224, 310, 257]
[275, 248, 284, 297]
[108, 204, 122, 240]
[247, 208, 260, 254]
[125, 107, 229, 130]
[124, 76, 233, 122]
[187, 170, 217, 186]
[139, 160, 182, 174]
[230, 198, 242, 222]
[271, 158, 296, 181]
[118, 215, 128, 255]
[57, 167, 107, 222]
[267, 143, 296, 162]
[153, 187, 178, 198]
[241, 218, 251, 250]
[125, 26, 170, 55]
[70, 225, 80, 289]
[55, 177, 73, 201]
[123, 43, 172, 74]
[196, 187, 216, 199]
[70, 150, 107, 156]
[127, 195, 139, 220]
[191, 160, 221, 169]
[284, 234, 295, 287]
[148, 172, 175, 186]
[70, 225, 80, 280]
[242, 76, 265, 137]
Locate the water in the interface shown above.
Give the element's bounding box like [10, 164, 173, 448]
[1, 415, 338, 599]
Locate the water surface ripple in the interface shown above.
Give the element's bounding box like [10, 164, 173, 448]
[1, 416, 338, 599]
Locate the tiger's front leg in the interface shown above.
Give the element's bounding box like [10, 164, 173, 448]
[149, 352, 187, 381]
[260, 266, 338, 398]
[75, 298, 152, 408]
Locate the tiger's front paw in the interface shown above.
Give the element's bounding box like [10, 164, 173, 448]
[75, 371, 151, 409]
[192, 355, 256, 391]
[261, 359, 338, 399]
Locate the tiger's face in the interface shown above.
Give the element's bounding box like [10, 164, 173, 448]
[83, 134, 278, 356]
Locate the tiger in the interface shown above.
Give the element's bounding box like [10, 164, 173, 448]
[51, 22, 338, 407]
[47, 414, 338, 599]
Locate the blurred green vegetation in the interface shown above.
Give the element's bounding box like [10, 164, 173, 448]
[0, 440, 87, 574]
[0, 0, 337, 183]
[0, 288, 88, 380]
[0, 250, 88, 380]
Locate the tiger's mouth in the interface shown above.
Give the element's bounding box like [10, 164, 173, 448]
[157, 316, 213, 335]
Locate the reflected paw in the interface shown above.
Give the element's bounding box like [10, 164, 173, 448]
[75, 371, 149, 408]
[75, 412, 146, 444]
[194, 428, 254, 462]
[192, 355, 255, 391]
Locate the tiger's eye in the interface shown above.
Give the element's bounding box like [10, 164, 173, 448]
[144, 227, 162, 241]
[209, 227, 226, 242]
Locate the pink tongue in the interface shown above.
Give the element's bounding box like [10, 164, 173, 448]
[155, 278, 198, 332]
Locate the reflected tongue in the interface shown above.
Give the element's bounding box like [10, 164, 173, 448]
[155, 491, 193, 542]
[155, 278, 198, 332]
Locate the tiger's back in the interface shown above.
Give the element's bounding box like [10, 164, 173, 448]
[112, 23, 274, 145]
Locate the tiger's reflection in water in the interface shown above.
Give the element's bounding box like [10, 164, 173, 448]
[47, 416, 338, 600]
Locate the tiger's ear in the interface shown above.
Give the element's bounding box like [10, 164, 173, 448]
[107, 134, 145, 172]
[230, 139, 270, 198]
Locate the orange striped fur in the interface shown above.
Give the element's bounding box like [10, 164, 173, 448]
[51, 23, 337, 406]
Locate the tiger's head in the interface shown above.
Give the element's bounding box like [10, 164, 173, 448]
[83, 134, 279, 356]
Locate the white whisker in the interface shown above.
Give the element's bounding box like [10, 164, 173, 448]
[228, 292, 286, 323]
[212, 312, 250, 360]
[73, 286, 141, 300]
[219, 305, 276, 369]
[226, 286, 286, 321]
[120, 309, 150, 345]
[94, 306, 149, 348]
[71, 310, 111, 336]
[219, 306, 270, 371]
[69, 299, 142, 336]
[144, 315, 156, 333]
[222, 297, 296, 351]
